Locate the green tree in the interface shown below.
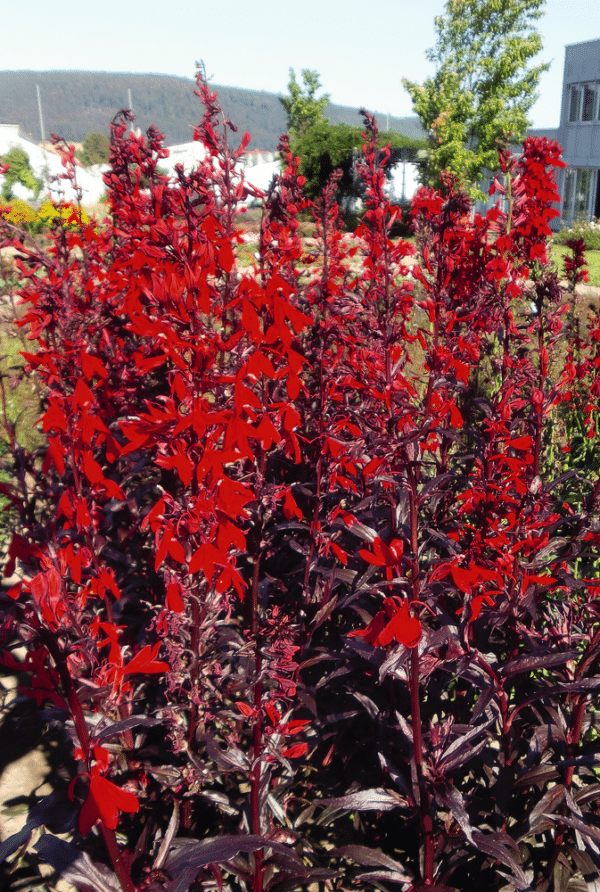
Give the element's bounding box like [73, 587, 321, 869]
[293, 120, 361, 203]
[403, 0, 549, 196]
[0, 146, 42, 200]
[280, 69, 425, 207]
[294, 120, 425, 206]
[279, 68, 329, 140]
[76, 131, 110, 167]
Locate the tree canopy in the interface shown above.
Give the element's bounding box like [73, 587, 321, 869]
[279, 69, 329, 141]
[76, 131, 111, 168]
[0, 146, 42, 200]
[403, 0, 549, 195]
[281, 69, 425, 206]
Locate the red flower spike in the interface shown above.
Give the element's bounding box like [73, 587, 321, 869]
[359, 537, 404, 580]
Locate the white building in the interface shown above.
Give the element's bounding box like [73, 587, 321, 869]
[0, 124, 106, 204]
[553, 38, 600, 224]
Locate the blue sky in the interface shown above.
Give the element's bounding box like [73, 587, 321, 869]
[3, 0, 600, 128]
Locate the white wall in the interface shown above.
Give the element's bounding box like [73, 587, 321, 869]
[0, 128, 107, 204]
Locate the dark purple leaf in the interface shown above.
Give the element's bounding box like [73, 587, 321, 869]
[165, 835, 305, 892]
[204, 733, 250, 770]
[471, 685, 501, 725]
[471, 831, 529, 890]
[574, 783, 600, 806]
[380, 645, 412, 680]
[528, 784, 565, 833]
[555, 678, 600, 692]
[394, 710, 414, 745]
[1, 793, 77, 864]
[154, 800, 180, 870]
[355, 869, 414, 884]
[567, 845, 598, 880]
[322, 788, 407, 812]
[544, 814, 600, 851]
[95, 714, 162, 742]
[352, 690, 381, 718]
[558, 755, 600, 769]
[437, 785, 474, 843]
[553, 852, 572, 892]
[514, 763, 560, 788]
[269, 868, 340, 892]
[346, 520, 379, 543]
[423, 525, 461, 554]
[310, 595, 339, 632]
[438, 720, 492, 773]
[0, 826, 32, 865]
[377, 751, 411, 795]
[34, 835, 121, 892]
[500, 651, 578, 678]
[331, 844, 411, 874]
[441, 735, 489, 774]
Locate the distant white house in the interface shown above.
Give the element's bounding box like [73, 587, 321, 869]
[0, 127, 281, 209]
[0, 124, 107, 204]
[158, 140, 420, 204]
[157, 140, 280, 201]
[158, 140, 206, 176]
[498, 37, 600, 227]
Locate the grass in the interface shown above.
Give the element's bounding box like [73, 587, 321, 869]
[550, 244, 600, 287]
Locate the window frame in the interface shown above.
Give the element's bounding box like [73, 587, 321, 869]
[567, 82, 600, 123]
[569, 85, 582, 122]
[561, 166, 599, 223]
[582, 84, 598, 121]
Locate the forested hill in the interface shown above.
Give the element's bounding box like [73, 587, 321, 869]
[0, 71, 426, 150]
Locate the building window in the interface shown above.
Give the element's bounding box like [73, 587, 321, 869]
[583, 84, 598, 121]
[562, 167, 600, 223]
[563, 169, 576, 217]
[577, 169, 592, 216]
[567, 82, 600, 122]
[569, 86, 582, 121]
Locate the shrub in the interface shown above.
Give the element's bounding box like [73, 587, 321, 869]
[0, 145, 43, 201]
[2, 73, 600, 892]
[0, 198, 39, 232]
[77, 131, 111, 168]
[0, 198, 90, 236]
[553, 216, 600, 251]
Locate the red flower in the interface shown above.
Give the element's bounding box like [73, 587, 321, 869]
[78, 765, 139, 835]
[349, 597, 421, 648]
[359, 537, 404, 580]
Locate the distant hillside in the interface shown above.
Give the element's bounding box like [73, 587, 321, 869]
[0, 71, 426, 151]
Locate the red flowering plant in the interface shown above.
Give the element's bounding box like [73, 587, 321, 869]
[0, 70, 318, 892]
[286, 130, 600, 892]
[2, 74, 600, 892]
